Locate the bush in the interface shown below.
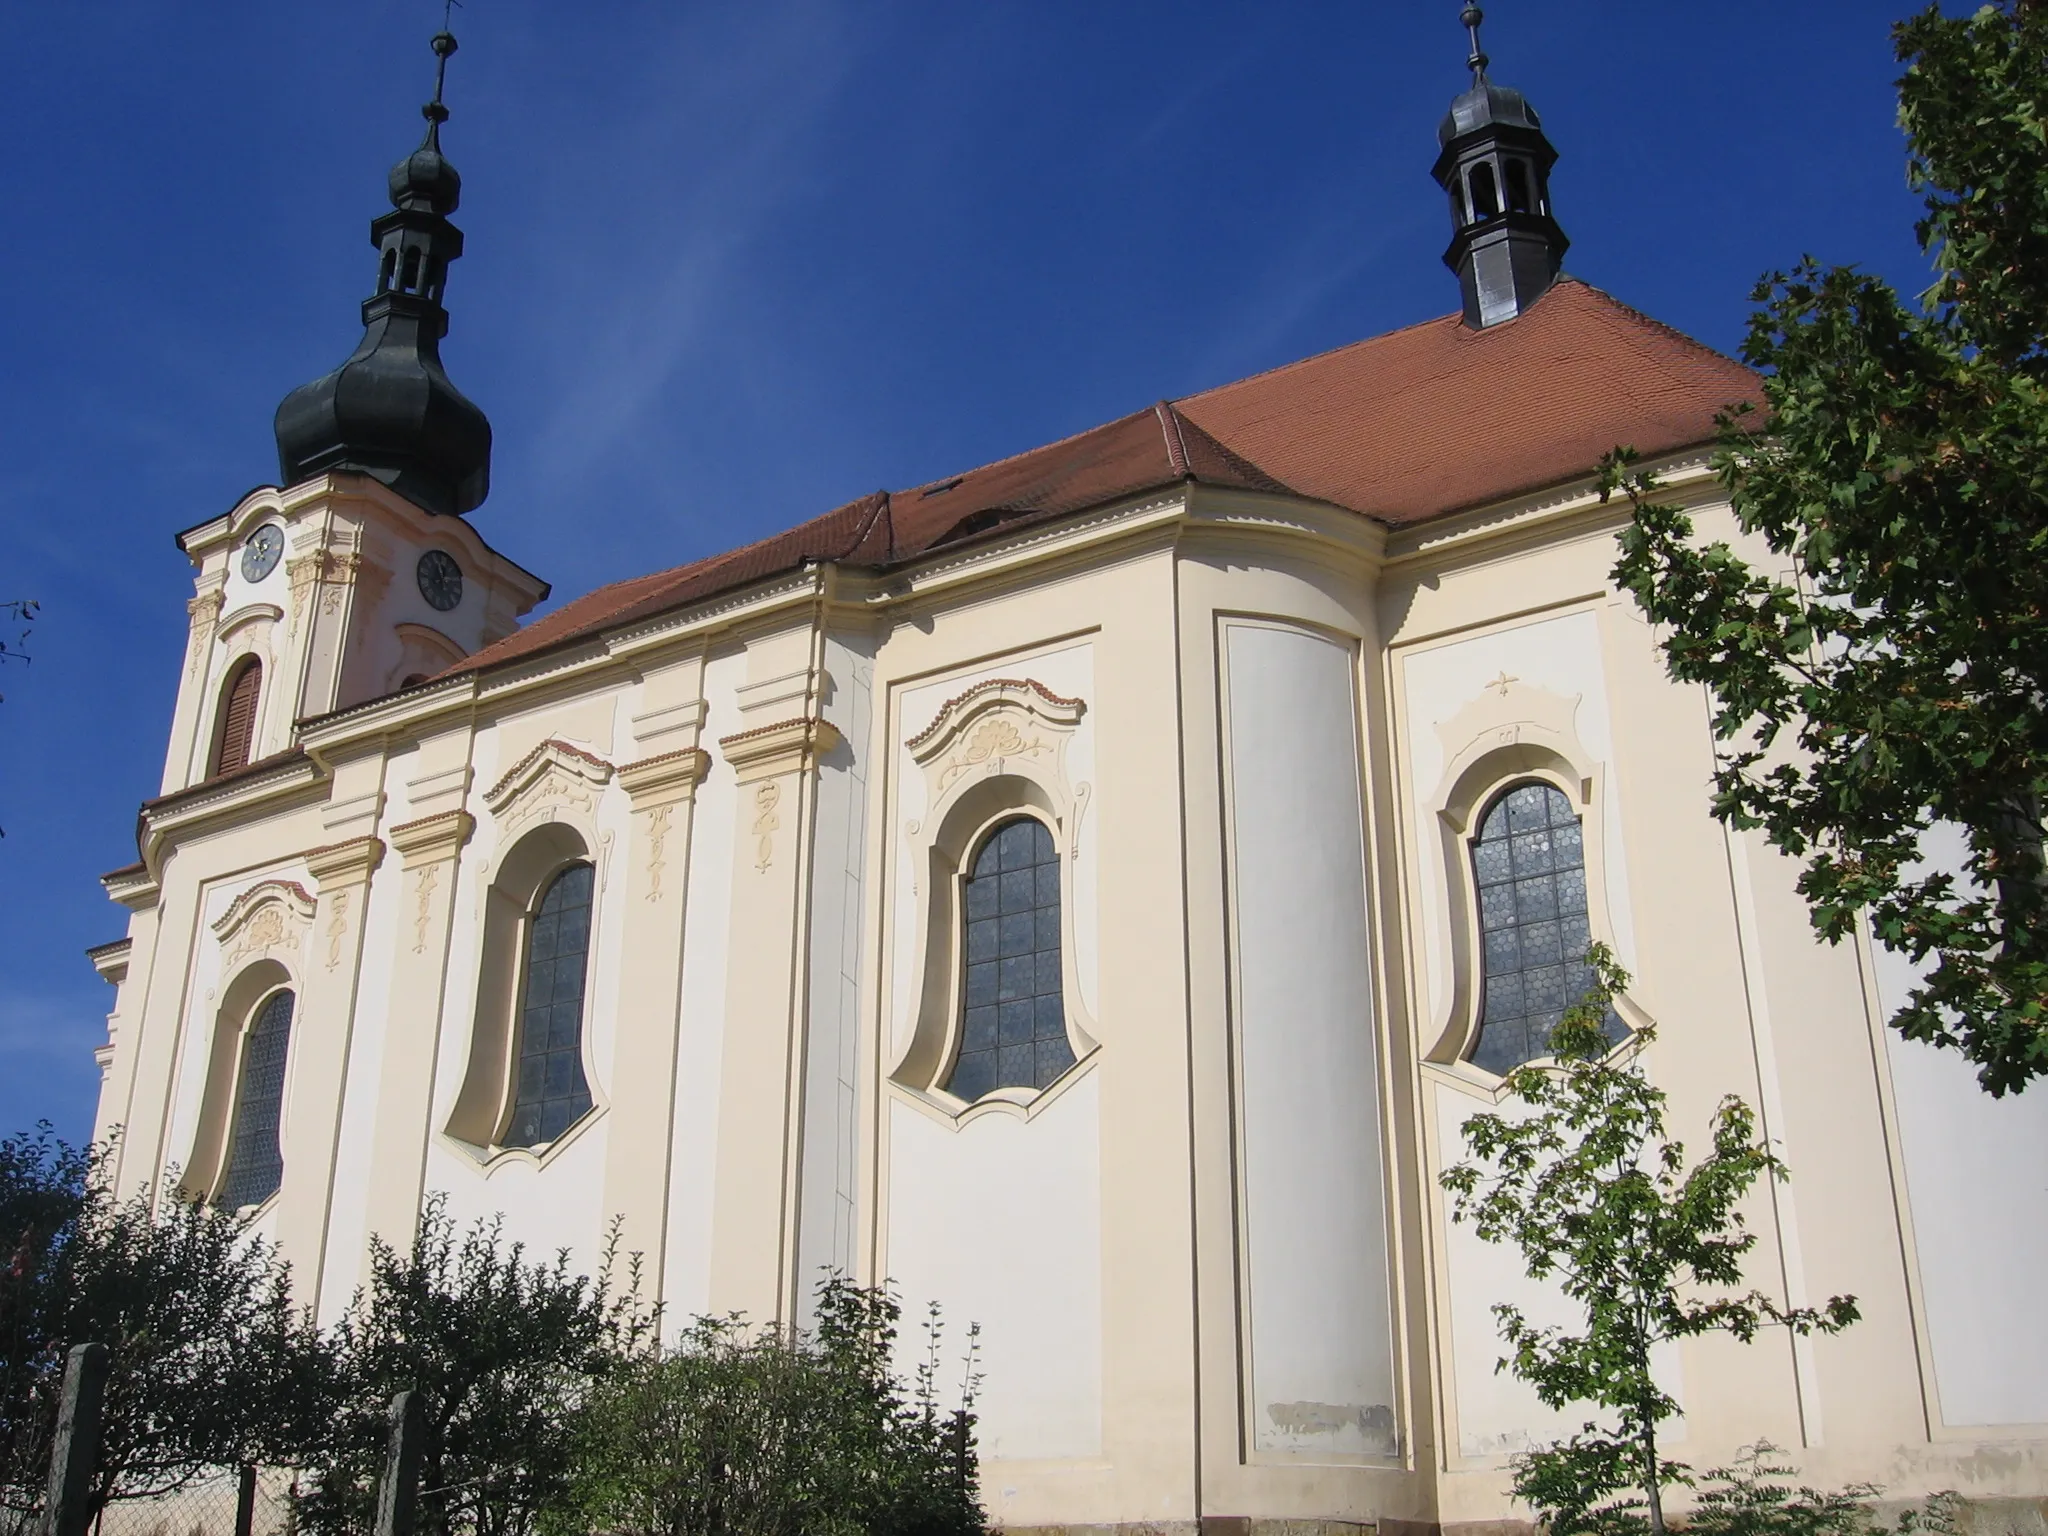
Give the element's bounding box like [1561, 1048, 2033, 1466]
[555, 1276, 984, 1536]
[295, 1196, 650, 1536]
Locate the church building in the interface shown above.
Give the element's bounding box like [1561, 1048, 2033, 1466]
[85, 11, 2048, 1533]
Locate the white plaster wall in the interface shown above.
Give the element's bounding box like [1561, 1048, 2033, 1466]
[1221, 620, 1397, 1459]
[886, 1077, 1103, 1462]
[662, 648, 743, 1327]
[1869, 826, 2048, 1426]
[1435, 1081, 1685, 1457]
[1399, 611, 1638, 1031]
[890, 642, 1098, 1059]
[795, 637, 875, 1317]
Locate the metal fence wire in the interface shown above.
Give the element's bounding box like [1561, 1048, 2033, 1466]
[92, 1469, 297, 1536]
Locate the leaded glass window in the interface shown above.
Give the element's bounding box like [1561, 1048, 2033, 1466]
[505, 862, 595, 1148]
[948, 817, 1073, 1102]
[218, 989, 293, 1210]
[1469, 781, 1623, 1074]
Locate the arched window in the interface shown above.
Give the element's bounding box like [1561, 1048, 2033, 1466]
[947, 816, 1072, 1102]
[213, 658, 262, 776]
[217, 989, 293, 1210]
[1505, 159, 1533, 213]
[1468, 781, 1623, 1074]
[503, 862, 596, 1147]
[1468, 161, 1500, 220]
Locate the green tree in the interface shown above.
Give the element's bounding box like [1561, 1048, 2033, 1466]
[297, 1196, 651, 1536]
[557, 1277, 983, 1536]
[0, 1127, 331, 1530]
[1440, 949, 1859, 1536]
[1609, 0, 2048, 1095]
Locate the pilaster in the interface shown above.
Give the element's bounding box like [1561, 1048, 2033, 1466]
[280, 834, 384, 1310]
[163, 574, 228, 793]
[359, 805, 475, 1262]
[600, 742, 712, 1290]
[707, 705, 841, 1319]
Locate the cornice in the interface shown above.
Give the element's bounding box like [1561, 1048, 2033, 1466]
[101, 864, 160, 912]
[216, 602, 283, 643]
[718, 716, 842, 784]
[86, 937, 133, 985]
[618, 748, 712, 807]
[389, 809, 475, 868]
[139, 754, 327, 879]
[483, 738, 614, 809]
[1382, 450, 1720, 568]
[304, 836, 386, 887]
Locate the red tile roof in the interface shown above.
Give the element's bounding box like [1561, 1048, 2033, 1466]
[450, 279, 1757, 677]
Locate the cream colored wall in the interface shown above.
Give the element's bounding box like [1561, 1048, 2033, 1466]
[94, 465, 2048, 1534]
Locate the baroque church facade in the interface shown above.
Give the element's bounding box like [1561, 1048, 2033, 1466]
[85, 14, 2048, 1534]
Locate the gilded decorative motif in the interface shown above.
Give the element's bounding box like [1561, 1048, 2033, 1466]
[186, 591, 224, 678]
[412, 864, 438, 953]
[482, 739, 614, 839]
[751, 782, 782, 871]
[213, 879, 317, 973]
[936, 715, 1051, 794]
[326, 889, 350, 969]
[643, 804, 673, 902]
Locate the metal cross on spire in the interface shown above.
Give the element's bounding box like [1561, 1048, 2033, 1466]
[423, 0, 462, 138]
[1460, 3, 1490, 84]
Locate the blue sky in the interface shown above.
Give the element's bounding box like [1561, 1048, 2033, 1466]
[0, 2, 1928, 1146]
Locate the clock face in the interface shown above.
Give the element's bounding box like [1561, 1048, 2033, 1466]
[240, 524, 284, 583]
[417, 549, 464, 612]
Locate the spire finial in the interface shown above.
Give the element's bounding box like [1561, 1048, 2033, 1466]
[1460, 3, 1489, 84]
[422, 1, 460, 145]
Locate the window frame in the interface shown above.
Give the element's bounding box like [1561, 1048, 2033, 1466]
[941, 809, 1080, 1106]
[1419, 684, 1649, 1090]
[184, 957, 299, 1215]
[211, 653, 264, 776]
[445, 817, 611, 1165]
[494, 857, 599, 1150]
[214, 985, 296, 1212]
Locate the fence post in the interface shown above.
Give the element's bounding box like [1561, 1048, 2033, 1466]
[233, 1464, 257, 1536]
[373, 1391, 424, 1536]
[42, 1342, 110, 1536]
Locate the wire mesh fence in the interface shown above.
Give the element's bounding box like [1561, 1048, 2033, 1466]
[91, 1469, 297, 1536]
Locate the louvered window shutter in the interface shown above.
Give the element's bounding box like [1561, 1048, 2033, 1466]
[214, 659, 262, 775]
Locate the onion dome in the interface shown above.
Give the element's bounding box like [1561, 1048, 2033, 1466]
[273, 29, 491, 517]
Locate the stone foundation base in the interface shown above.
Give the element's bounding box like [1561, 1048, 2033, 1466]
[995, 1504, 2048, 1536]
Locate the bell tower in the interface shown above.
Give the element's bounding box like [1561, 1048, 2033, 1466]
[1430, 4, 1570, 328]
[157, 23, 544, 797]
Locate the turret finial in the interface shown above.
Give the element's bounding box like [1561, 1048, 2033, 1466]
[1460, 3, 1489, 84]
[422, 5, 459, 146]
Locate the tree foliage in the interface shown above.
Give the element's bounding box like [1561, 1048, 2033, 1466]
[0, 1128, 330, 1527]
[1609, 0, 2048, 1094]
[296, 1196, 652, 1536]
[1440, 949, 1859, 1536]
[557, 1277, 984, 1536]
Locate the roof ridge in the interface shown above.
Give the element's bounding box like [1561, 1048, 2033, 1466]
[1565, 277, 1752, 374]
[1154, 400, 1194, 479]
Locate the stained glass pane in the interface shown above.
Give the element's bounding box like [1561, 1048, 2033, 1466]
[1467, 781, 1626, 1072]
[503, 862, 596, 1148]
[947, 817, 1071, 1101]
[218, 990, 294, 1210]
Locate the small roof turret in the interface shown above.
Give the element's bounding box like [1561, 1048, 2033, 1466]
[1428, 4, 1570, 329]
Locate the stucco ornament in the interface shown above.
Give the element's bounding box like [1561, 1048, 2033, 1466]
[212, 879, 317, 972]
[482, 738, 615, 840]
